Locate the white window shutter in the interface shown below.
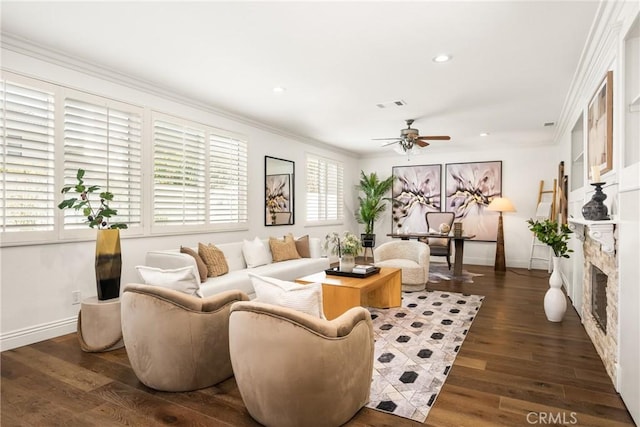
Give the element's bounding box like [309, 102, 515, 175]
[0, 79, 56, 233]
[152, 118, 206, 226]
[63, 95, 142, 229]
[209, 133, 248, 224]
[306, 154, 343, 222]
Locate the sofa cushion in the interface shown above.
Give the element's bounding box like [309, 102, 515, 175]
[242, 237, 271, 268]
[295, 235, 311, 258]
[269, 234, 301, 262]
[135, 265, 203, 298]
[249, 273, 324, 318]
[198, 242, 229, 277]
[180, 246, 208, 283]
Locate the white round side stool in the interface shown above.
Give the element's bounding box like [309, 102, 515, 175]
[77, 297, 124, 352]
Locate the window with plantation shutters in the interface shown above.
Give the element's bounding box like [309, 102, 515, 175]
[152, 113, 248, 231]
[209, 133, 248, 224]
[63, 94, 142, 230]
[153, 117, 206, 227]
[306, 154, 344, 222]
[0, 78, 56, 235]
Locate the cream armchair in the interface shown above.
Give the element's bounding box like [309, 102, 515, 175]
[374, 240, 430, 291]
[121, 283, 249, 392]
[229, 301, 374, 427]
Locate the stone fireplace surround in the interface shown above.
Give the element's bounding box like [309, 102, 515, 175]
[569, 219, 618, 385]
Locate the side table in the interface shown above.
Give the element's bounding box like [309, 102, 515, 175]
[77, 297, 124, 352]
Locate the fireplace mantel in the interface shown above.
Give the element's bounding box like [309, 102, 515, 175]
[568, 218, 617, 254]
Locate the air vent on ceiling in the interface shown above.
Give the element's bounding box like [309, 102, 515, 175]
[544, 122, 556, 127]
[376, 100, 407, 109]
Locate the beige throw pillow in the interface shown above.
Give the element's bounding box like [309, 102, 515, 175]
[180, 246, 208, 283]
[198, 242, 229, 277]
[269, 233, 301, 262]
[295, 235, 311, 258]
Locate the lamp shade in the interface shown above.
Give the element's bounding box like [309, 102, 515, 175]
[487, 197, 516, 213]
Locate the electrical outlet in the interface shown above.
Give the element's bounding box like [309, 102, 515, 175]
[72, 290, 81, 305]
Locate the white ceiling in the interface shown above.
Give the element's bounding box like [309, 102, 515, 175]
[1, 1, 600, 155]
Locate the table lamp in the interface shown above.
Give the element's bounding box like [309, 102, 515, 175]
[487, 197, 516, 272]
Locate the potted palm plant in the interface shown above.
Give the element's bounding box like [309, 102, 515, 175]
[355, 171, 395, 248]
[527, 218, 573, 322]
[58, 169, 128, 300]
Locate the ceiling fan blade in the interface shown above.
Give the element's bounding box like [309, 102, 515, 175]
[381, 140, 400, 147]
[417, 135, 451, 141]
[372, 137, 402, 141]
[415, 140, 430, 148]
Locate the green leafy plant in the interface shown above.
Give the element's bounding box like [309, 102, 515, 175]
[527, 218, 572, 258]
[323, 231, 363, 257]
[355, 171, 395, 235]
[58, 169, 128, 229]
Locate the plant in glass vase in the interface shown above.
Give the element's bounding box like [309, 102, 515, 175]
[58, 169, 126, 300]
[323, 231, 363, 272]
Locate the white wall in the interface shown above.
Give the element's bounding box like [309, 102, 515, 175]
[0, 47, 360, 350]
[555, 2, 640, 423]
[358, 145, 560, 269]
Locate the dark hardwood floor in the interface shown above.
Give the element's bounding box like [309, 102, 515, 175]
[1, 265, 635, 426]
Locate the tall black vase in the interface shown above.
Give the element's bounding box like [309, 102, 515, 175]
[582, 182, 610, 221]
[95, 229, 122, 300]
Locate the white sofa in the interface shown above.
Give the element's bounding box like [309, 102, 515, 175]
[145, 238, 330, 299]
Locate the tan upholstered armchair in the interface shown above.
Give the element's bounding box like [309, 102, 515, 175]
[229, 301, 374, 427]
[374, 240, 430, 291]
[121, 283, 249, 392]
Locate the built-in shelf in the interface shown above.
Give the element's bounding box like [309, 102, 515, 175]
[568, 218, 618, 254]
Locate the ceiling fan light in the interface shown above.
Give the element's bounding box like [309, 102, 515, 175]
[393, 144, 406, 155]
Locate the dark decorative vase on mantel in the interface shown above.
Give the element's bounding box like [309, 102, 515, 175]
[95, 229, 122, 300]
[582, 182, 610, 221]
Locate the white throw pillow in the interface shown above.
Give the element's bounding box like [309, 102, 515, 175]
[428, 228, 449, 246]
[135, 265, 203, 298]
[248, 273, 325, 318]
[242, 237, 271, 268]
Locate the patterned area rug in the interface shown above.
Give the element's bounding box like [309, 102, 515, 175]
[428, 263, 483, 284]
[366, 290, 484, 422]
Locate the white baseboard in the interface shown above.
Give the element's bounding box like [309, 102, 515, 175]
[1, 316, 77, 352]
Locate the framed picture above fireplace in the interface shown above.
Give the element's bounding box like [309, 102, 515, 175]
[587, 70, 613, 179]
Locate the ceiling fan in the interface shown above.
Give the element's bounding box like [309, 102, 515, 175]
[374, 119, 451, 153]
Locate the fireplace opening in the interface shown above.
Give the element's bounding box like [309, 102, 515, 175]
[591, 265, 608, 333]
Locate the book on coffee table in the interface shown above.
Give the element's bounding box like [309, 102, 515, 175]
[352, 264, 377, 274]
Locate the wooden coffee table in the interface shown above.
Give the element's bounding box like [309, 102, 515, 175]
[295, 267, 402, 320]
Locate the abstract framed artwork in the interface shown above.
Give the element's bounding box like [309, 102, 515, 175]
[392, 164, 441, 233]
[587, 70, 613, 179]
[445, 161, 502, 242]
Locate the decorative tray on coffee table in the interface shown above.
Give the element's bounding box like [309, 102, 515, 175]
[325, 266, 380, 278]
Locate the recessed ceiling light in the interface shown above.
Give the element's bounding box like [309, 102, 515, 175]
[480, 132, 490, 137]
[432, 54, 452, 63]
[272, 86, 286, 93]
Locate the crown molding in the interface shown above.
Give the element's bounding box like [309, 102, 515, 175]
[0, 32, 357, 158]
[554, 1, 631, 141]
